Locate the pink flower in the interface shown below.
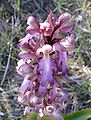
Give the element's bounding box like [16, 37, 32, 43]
[40, 10, 55, 36]
[17, 10, 75, 119]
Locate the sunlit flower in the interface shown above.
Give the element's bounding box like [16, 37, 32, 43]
[17, 10, 75, 120]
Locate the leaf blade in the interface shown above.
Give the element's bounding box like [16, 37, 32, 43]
[64, 108, 91, 120]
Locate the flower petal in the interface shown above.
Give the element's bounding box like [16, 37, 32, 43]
[18, 51, 36, 60]
[38, 85, 47, 94]
[19, 74, 34, 95]
[27, 16, 39, 28]
[61, 35, 75, 49]
[26, 26, 40, 37]
[60, 51, 68, 75]
[60, 22, 75, 33]
[53, 43, 68, 75]
[56, 13, 71, 26]
[37, 55, 56, 86]
[40, 10, 55, 36]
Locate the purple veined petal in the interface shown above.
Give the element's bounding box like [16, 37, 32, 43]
[18, 34, 32, 48]
[18, 34, 40, 52]
[66, 35, 75, 44]
[18, 35, 33, 50]
[19, 74, 34, 95]
[56, 13, 71, 26]
[53, 42, 68, 75]
[51, 109, 62, 120]
[39, 74, 49, 87]
[38, 85, 47, 95]
[53, 42, 67, 75]
[30, 38, 36, 47]
[37, 57, 56, 86]
[18, 51, 31, 59]
[59, 22, 75, 33]
[26, 26, 40, 37]
[60, 51, 68, 76]
[53, 42, 66, 52]
[39, 69, 54, 86]
[17, 63, 33, 76]
[60, 38, 75, 50]
[36, 44, 55, 86]
[27, 16, 39, 28]
[18, 51, 36, 60]
[61, 35, 75, 49]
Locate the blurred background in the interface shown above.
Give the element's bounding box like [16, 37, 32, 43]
[0, 0, 91, 119]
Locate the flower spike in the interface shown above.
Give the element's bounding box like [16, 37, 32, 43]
[17, 10, 75, 120]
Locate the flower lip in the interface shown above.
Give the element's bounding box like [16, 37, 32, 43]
[36, 44, 53, 57]
[42, 44, 52, 54]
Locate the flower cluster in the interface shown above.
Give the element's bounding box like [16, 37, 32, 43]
[16, 10, 75, 120]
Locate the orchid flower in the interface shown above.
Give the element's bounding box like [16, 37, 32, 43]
[17, 10, 75, 120]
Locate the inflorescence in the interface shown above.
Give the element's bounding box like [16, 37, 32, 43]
[16, 10, 75, 120]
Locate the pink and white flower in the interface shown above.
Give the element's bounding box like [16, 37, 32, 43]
[17, 10, 75, 120]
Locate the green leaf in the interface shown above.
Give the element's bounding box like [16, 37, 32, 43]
[21, 112, 55, 120]
[17, 0, 21, 11]
[42, 115, 55, 120]
[21, 112, 37, 120]
[64, 108, 91, 120]
[42, 115, 48, 120]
